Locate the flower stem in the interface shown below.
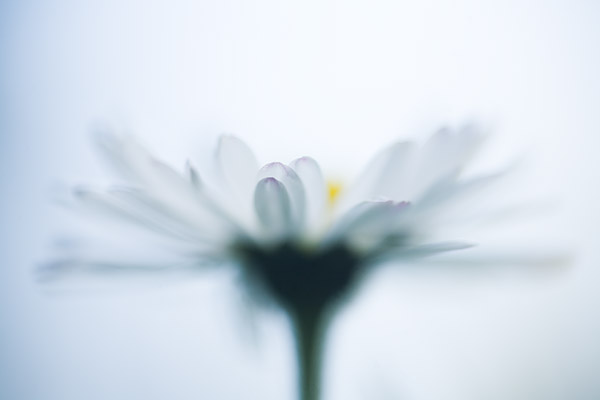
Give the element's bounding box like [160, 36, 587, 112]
[291, 306, 327, 400]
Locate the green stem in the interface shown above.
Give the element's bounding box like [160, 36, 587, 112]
[291, 307, 327, 400]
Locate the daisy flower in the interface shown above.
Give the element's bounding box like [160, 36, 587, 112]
[48, 125, 509, 400]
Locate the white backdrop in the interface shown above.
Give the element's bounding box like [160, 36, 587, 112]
[1, 1, 600, 399]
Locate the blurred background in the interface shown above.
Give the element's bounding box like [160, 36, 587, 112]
[1, 0, 600, 399]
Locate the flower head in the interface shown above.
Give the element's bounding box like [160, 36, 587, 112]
[48, 126, 501, 308]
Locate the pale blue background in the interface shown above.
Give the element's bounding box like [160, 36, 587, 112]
[2, 1, 600, 399]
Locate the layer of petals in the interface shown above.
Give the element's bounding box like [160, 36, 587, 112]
[257, 162, 306, 231]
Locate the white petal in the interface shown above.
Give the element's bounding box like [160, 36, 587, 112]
[415, 245, 572, 271]
[139, 162, 241, 236]
[95, 133, 205, 204]
[337, 141, 415, 214]
[289, 157, 326, 232]
[95, 132, 253, 242]
[325, 200, 412, 251]
[216, 135, 260, 203]
[254, 177, 293, 239]
[410, 126, 485, 197]
[257, 162, 306, 231]
[94, 132, 155, 183]
[185, 160, 201, 189]
[41, 228, 225, 282]
[403, 171, 507, 240]
[416, 171, 503, 212]
[368, 241, 475, 263]
[109, 187, 236, 241]
[73, 187, 183, 239]
[95, 132, 209, 197]
[73, 187, 230, 244]
[338, 126, 485, 214]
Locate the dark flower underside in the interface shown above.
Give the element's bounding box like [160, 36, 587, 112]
[237, 242, 363, 400]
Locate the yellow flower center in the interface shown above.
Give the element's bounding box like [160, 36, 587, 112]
[327, 180, 343, 207]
